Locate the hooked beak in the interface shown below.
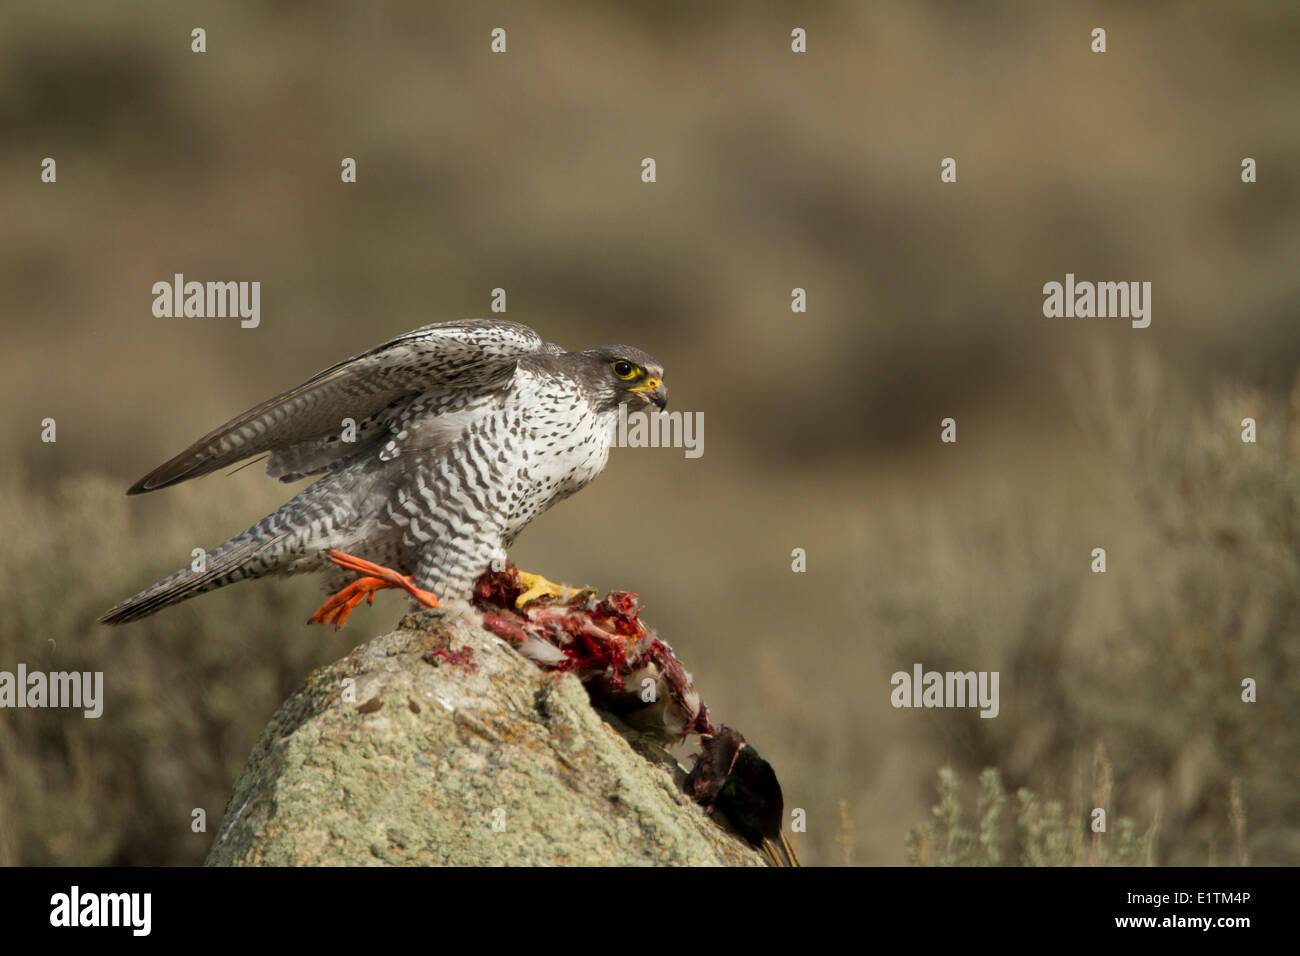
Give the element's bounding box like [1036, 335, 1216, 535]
[629, 378, 668, 410]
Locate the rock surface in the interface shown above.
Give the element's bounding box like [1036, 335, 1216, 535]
[205, 609, 763, 866]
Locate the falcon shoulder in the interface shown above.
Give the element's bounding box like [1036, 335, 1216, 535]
[127, 319, 561, 494]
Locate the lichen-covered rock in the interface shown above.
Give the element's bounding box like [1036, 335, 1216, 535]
[204, 609, 763, 866]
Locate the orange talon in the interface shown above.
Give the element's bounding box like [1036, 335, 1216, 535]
[309, 550, 440, 628]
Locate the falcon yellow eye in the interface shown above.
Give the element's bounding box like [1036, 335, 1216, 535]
[612, 360, 638, 380]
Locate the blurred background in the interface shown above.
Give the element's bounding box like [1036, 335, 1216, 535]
[1, 0, 1297, 866]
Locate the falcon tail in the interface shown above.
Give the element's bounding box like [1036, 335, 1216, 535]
[98, 530, 289, 626]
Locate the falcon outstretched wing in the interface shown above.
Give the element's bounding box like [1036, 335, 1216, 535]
[127, 319, 560, 494]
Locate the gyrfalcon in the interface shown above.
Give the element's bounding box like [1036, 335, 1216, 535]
[99, 320, 667, 627]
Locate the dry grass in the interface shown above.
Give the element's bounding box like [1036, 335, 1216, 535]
[0, 472, 358, 865]
[907, 764, 1148, 867]
[880, 351, 1299, 866]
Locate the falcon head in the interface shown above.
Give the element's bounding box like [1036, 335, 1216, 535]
[582, 346, 668, 412]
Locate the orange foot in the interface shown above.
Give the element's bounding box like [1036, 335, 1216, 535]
[309, 550, 441, 628]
